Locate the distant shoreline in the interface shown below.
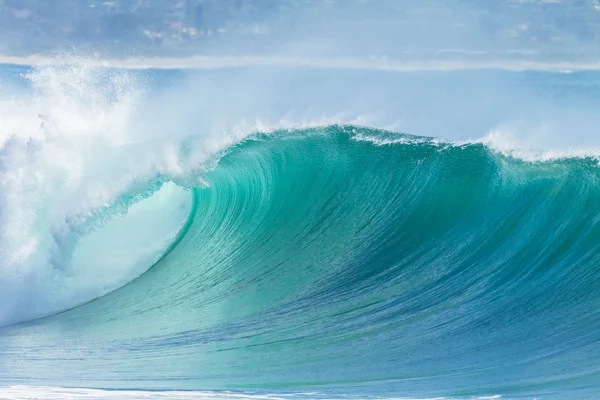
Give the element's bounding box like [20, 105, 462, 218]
[1, 54, 600, 72]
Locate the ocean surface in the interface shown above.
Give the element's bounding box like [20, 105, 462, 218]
[2, 63, 600, 399]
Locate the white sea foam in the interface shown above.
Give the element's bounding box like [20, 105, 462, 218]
[0, 386, 501, 400]
[478, 128, 600, 162]
[0, 62, 211, 327]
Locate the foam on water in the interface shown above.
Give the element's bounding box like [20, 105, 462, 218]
[0, 63, 208, 326]
[0, 386, 500, 400]
[478, 128, 600, 162]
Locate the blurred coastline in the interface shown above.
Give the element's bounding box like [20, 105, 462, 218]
[3, 0, 600, 68]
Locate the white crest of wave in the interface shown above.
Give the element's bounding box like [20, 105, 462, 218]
[479, 126, 600, 162]
[0, 62, 212, 327]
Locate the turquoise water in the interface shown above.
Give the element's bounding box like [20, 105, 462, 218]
[2, 65, 600, 399]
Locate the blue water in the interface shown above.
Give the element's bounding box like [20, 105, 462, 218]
[2, 64, 600, 399]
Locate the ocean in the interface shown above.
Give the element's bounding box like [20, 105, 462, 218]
[1, 62, 600, 399]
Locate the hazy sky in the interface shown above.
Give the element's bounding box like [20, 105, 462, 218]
[2, 0, 600, 63]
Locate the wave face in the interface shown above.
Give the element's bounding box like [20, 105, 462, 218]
[4, 64, 600, 399]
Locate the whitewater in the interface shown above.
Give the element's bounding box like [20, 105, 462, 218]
[3, 61, 600, 399]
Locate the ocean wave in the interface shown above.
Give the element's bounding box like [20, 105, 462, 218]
[2, 122, 600, 397]
[4, 63, 600, 398]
